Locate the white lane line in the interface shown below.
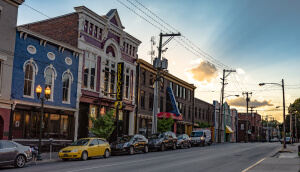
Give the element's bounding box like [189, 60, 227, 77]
[241, 158, 266, 172]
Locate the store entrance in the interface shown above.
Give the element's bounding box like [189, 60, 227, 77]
[0, 115, 3, 140]
[78, 103, 89, 139]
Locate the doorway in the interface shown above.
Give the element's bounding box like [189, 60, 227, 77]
[0, 115, 4, 140]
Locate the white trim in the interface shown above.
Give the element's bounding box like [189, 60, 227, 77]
[62, 71, 72, 104]
[23, 95, 34, 99]
[62, 69, 74, 82]
[27, 45, 36, 54]
[0, 55, 7, 61]
[23, 58, 38, 75]
[47, 52, 55, 60]
[44, 64, 57, 80]
[65, 57, 72, 65]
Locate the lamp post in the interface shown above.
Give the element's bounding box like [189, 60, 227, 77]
[259, 79, 286, 148]
[36, 85, 51, 160]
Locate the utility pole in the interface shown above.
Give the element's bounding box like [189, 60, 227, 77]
[295, 114, 297, 143]
[243, 92, 252, 142]
[266, 115, 269, 142]
[218, 69, 236, 143]
[249, 106, 256, 142]
[152, 32, 180, 134]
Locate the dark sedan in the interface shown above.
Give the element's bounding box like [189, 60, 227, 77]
[0, 140, 32, 168]
[177, 134, 191, 149]
[148, 131, 178, 151]
[110, 134, 148, 155]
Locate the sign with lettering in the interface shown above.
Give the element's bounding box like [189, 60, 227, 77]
[116, 62, 124, 101]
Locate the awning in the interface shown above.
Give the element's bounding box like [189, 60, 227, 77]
[226, 126, 234, 133]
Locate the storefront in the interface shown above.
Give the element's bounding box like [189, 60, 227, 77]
[11, 104, 75, 141]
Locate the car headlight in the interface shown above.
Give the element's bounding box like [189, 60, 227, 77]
[70, 149, 78, 152]
[201, 137, 204, 140]
[59, 150, 63, 153]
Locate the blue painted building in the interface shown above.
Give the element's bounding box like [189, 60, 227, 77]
[10, 27, 82, 142]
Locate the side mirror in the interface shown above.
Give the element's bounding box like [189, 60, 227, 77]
[89, 143, 94, 146]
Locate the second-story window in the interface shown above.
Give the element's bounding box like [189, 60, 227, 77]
[140, 90, 145, 109]
[160, 78, 164, 91]
[195, 107, 197, 118]
[110, 64, 115, 98]
[183, 88, 186, 99]
[149, 73, 155, 87]
[24, 64, 34, 97]
[160, 97, 164, 112]
[62, 73, 71, 103]
[180, 86, 182, 98]
[149, 93, 154, 110]
[83, 52, 96, 90]
[188, 106, 191, 119]
[199, 108, 201, 119]
[176, 85, 179, 97]
[188, 90, 191, 101]
[170, 81, 173, 90]
[45, 68, 54, 100]
[141, 68, 146, 85]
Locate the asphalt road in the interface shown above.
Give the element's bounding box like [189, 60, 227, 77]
[0, 142, 281, 172]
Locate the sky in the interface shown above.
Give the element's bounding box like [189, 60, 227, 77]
[17, 0, 300, 122]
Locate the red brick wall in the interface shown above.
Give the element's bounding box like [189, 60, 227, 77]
[0, 108, 11, 140]
[24, 13, 79, 47]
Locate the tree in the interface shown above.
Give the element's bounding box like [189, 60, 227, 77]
[89, 110, 115, 140]
[157, 117, 174, 132]
[195, 121, 211, 128]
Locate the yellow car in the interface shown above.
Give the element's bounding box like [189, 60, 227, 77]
[59, 138, 111, 161]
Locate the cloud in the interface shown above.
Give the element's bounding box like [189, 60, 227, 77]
[186, 61, 218, 82]
[227, 97, 273, 108]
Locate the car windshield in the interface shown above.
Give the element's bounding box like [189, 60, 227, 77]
[177, 135, 183, 139]
[119, 136, 133, 142]
[71, 139, 90, 146]
[191, 132, 203, 137]
[150, 133, 165, 139]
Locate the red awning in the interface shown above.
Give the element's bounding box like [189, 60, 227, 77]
[157, 112, 183, 121]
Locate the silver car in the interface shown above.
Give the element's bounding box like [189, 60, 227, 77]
[0, 140, 32, 168]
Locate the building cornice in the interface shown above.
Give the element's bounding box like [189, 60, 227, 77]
[17, 27, 83, 55]
[4, 0, 24, 7]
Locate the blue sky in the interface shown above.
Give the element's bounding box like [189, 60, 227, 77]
[17, 0, 300, 121]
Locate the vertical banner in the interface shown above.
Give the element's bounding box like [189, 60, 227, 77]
[116, 62, 124, 101]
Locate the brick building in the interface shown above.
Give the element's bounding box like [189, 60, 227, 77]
[0, 0, 24, 140]
[22, 6, 141, 141]
[135, 59, 196, 137]
[238, 112, 262, 142]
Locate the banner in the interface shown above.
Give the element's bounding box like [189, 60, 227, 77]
[116, 62, 124, 101]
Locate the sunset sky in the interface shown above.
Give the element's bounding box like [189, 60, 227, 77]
[17, 0, 300, 122]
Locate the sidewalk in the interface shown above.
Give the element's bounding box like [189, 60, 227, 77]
[247, 143, 300, 172]
[30, 152, 61, 164]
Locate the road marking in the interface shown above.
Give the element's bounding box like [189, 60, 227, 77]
[241, 157, 266, 172]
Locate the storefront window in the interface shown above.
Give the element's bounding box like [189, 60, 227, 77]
[49, 114, 60, 138]
[12, 111, 23, 139]
[60, 115, 70, 139]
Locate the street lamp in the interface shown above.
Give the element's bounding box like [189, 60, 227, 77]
[259, 79, 286, 148]
[36, 85, 51, 160]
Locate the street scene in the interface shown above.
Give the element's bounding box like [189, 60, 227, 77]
[0, 0, 300, 171]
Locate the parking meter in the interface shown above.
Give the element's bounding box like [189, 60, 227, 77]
[49, 138, 53, 160]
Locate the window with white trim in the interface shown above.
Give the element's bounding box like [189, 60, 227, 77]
[103, 60, 116, 98]
[188, 90, 191, 101]
[183, 88, 186, 99]
[45, 68, 54, 100]
[62, 73, 71, 103]
[110, 62, 115, 98]
[83, 52, 96, 90]
[24, 64, 34, 97]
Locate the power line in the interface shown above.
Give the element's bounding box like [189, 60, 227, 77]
[23, 3, 51, 19]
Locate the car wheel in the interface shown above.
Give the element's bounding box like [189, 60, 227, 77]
[172, 142, 176, 150]
[14, 155, 26, 168]
[143, 145, 149, 153]
[160, 143, 165, 151]
[104, 149, 110, 158]
[180, 143, 184, 149]
[188, 142, 191, 148]
[208, 140, 211, 146]
[81, 151, 88, 161]
[128, 146, 134, 155]
[62, 158, 69, 161]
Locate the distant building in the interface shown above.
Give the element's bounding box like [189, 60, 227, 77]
[11, 27, 82, 143]
[238, 112, 262, 142]
[0, 0, 24, 140]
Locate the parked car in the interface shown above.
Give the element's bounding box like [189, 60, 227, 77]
[0, 140, 32, 168]
[110, 134, 148, 155]
[286, 137, 291, 144]
[270, 138, 279, 142]
[177, 134, 191, 149]
[190, 129, 212, 146]
[148, 131, 178, 151]
[59, 138, 111, 161]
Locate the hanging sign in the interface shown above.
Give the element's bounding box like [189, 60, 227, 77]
[116, 62, 124, 101]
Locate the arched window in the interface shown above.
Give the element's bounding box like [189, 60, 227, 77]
[23, 58, 38, 98]
[45, 68, 54, 100]
[24, 64, 34, 97]
[62, 74, 71, 103]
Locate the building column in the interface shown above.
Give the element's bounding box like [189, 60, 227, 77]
[128, 111, 134, 135]
[74, 110, 79, 141]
